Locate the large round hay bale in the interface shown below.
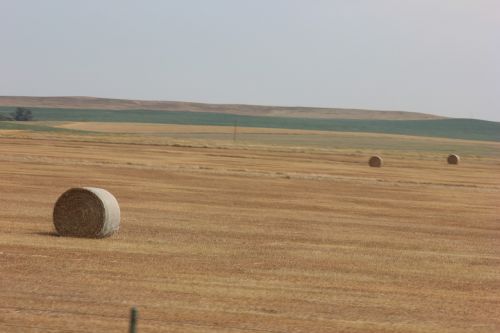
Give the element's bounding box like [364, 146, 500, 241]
[368, 155, 383, 168]
[53, 187, 120, 238]
[447, 154, 460, 165]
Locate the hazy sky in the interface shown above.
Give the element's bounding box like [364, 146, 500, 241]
[1, 0, 499, 121]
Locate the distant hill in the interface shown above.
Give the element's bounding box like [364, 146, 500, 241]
[0, 96, 444, 120]
[1, 106, 499, 142]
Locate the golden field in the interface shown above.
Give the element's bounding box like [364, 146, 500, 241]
[0, 124, 499, 332]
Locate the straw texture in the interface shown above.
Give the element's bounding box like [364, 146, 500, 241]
[369, 156, 383, 168]
[53, 187, 120, 238]
[447, 154, 460, 165]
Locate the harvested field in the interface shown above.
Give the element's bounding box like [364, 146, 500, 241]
[0, 125, 499, 332]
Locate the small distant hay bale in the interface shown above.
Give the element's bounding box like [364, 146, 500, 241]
[447, 154, 460, 165]
[53, 187, 120, 238]
[368, 155, 383, 168]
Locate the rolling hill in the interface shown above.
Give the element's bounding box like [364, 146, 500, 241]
[0, 106, 499, 142]
[0, 96, 443, 120]
[1, 96, 498, 142]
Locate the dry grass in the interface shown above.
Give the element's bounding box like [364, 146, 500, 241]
[0, 126, 499, 332]
[369, 156, 383, 168]
[53, 187, 120, 238]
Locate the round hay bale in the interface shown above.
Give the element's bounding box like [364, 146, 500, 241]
[53, 187, 120, 238]
[447, 154, 460, 165]
[368, 155, 383, 168]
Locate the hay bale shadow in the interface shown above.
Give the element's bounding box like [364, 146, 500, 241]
[34, 231, 60, 237]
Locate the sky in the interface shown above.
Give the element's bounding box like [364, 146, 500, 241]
[0, 0, 499, 121]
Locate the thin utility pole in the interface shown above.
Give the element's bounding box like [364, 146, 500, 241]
[233, 120, 238, 142]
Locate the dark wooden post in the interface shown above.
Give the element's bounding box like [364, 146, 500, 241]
[129, 307, 138, 333]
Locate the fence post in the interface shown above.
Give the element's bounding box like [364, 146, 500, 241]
[129, 307, 138, 333]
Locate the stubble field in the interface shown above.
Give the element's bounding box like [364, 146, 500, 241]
[0, 124, 499, 332]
